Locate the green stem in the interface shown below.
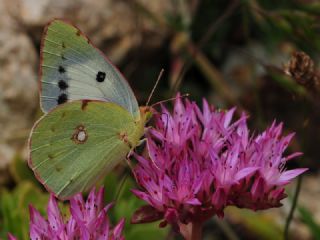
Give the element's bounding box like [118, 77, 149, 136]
[213, 217, 239, 240]
[114, 173, 128, 202]
[284, 175, 303, 240]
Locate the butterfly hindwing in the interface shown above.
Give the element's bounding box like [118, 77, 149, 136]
[29, 100, 142, 199]
[40, 19, 140, 119]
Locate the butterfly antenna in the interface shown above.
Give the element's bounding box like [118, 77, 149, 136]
[146, 69, 165, 106]
[151, 93, 190, 108]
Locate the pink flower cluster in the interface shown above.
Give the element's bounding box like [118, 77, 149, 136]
[9, 187, 124, 240]
[132, 95, 307, 227]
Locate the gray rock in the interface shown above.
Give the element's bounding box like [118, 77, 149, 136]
[0, 0, 38, 170]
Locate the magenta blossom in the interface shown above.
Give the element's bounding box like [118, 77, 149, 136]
[131, 94, 307, 229]
[9, 187, 124, 240]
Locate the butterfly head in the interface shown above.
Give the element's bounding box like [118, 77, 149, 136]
[140, 106, 154, 123]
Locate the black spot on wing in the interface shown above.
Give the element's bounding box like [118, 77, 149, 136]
[57, 93, 68, 104]
[96, 71, 106, 82]
[58, 66, 66, 73]
[62, 42, 66, 48]
[58, 80, 69, 90]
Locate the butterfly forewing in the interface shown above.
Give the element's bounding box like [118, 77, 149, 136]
[40, 19, 140, 119]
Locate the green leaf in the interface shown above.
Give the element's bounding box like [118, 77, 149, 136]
[298, 206, 320, 240]
[9, 155, 40, 186]
[0, 182, 49, 240]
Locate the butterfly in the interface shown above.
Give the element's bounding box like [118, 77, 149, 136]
[28, 19, 151, 200]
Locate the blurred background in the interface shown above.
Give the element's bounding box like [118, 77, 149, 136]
[0, 0, 320, 239]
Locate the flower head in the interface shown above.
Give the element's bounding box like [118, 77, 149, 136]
[10, 187, 124, 240]
[132, 94, 307, 228]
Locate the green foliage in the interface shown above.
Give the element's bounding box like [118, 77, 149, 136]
[298, 206, 320, 240]
[1, 156, 50, 239]
[269, 72, 306, 96]
[0, 182, 49, 239]
[226, 207, 283, 240]
[9, 155, 40, 186]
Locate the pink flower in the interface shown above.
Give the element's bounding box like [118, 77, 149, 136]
[9, 187, 125, 240]
[131, 94, 307, 228]
[226, 120, 306, 210]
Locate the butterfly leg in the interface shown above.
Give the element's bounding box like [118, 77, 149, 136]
[137, 138, 147, 147]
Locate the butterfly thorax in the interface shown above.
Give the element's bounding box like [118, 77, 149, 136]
[123, 106, 152, 150]
[139, 106, 153, 122]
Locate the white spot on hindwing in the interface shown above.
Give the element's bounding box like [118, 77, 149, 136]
[77, 131, 86, 141]
[71, 125, 88, 144]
